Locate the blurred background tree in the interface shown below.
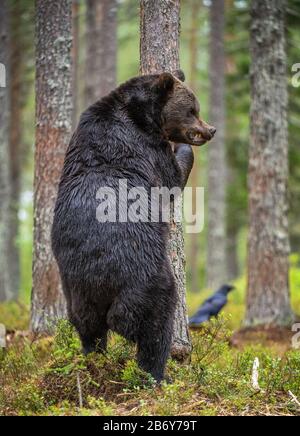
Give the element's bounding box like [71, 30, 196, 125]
[245, 0, 292, 326]
[207, 0, 227, 289]
[8, 0, 31, 299]
[187, 0, 201, 294]
[0, 0, 11, 301]
[85, 0, 117, 106]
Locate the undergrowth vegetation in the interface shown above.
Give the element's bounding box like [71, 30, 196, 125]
[1, 316, 300, 416]
[1, 260, 300, 416]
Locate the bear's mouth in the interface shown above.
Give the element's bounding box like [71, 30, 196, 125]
[186, 131, 208, 146]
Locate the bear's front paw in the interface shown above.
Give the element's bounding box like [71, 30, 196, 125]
[174, 143, 193, 155]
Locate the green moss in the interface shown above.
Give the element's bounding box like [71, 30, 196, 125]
[121, 360, 156, 391]
[1, 265, 300, 416]
[1, 321, 299, 415]
[0, 302, 29, 331]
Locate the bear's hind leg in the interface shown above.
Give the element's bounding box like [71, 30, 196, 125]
[107, 283, 176, 382]
[106, 293, 138, 343]
[68, 297, 109, 355]
[136, 303, 174, 383]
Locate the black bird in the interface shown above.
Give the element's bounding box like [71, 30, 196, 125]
[189, 284, 235, 327]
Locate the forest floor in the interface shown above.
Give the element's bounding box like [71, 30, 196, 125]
[1, 261, 300, 417]
[0, 298, 300, 417]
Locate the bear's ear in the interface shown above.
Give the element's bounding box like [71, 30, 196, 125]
[173, 69, 185, 82]
[152, 72, 175, 95]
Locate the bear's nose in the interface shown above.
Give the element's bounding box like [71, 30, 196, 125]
[209, 127, 217, 137]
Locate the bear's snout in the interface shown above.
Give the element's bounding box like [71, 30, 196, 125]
[186, 120, 216, 146]
[198, 120, 216, 141]
[208, 126, 217, 137]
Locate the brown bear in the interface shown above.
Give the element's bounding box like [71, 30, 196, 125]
[52, 70, 215, 382]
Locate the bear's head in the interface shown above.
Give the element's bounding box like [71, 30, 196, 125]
[153, 70, 216, 146]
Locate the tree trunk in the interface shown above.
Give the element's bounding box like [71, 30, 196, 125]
[31, 0, 72, 333]
[0, 0, 11, 302]
[188, 0, 201, 293]
[85, 0, 117, 107]
[245, 0, 293, 326]
[140, 0, 191, 360]
[207, 0, 227, 290]
[226, 227, 239, 281]
[72, 0, 80, 129]
[8, 1, 24, 299]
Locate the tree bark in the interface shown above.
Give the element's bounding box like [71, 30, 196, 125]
[7, 0, 24, 299]
[140, 0, 191, 360]
[188, 0, 201, 293]
[245, 0, 293, 326]
[31, 0, 72, 333]
[207, 0, 227, 290]
[72, 0, 80, 129]
[0, 0, 11, 302]
[85, 0, 117, 107]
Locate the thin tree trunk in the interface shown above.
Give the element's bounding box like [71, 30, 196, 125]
[188, 0, 201, 293]
[0, 0, 11, 302]
[8, 1, 23, 299]
[140, 0, 191, 360]
[245, 0, 293, 326]
[224, 0, 240, 283]
[31, 0, 72, 333]
[207, 0, 227, 290]
[72, 0, 80, 129]
[85, 0, 117, 107]
[226, 227, 239, 280]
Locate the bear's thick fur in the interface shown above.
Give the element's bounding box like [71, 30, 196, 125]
[52, 71, 215, 382]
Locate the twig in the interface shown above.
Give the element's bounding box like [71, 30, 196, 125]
[116, 392, 138, 397]
[77, 373, 83, 409]
[182, 400, 207, 412]
[251, 357, 261, 392]
[108, 380, 126, 385]
[288, 390, 300, 409]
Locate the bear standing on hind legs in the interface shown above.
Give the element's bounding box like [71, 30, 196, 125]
[52, 70, 216, 383]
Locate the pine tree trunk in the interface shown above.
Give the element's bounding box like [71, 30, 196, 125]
[8, 1, 23, 299]
[72, 0, 80, 129]
[31, 0, 72, 333]
[140, 0, 191, 360]
[85, 0, 117, 107]
[188, 0, 201, 294]
[207, 0, 227, 290]
[245, 0, 293, 326]
[0, 0, 11, 302]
